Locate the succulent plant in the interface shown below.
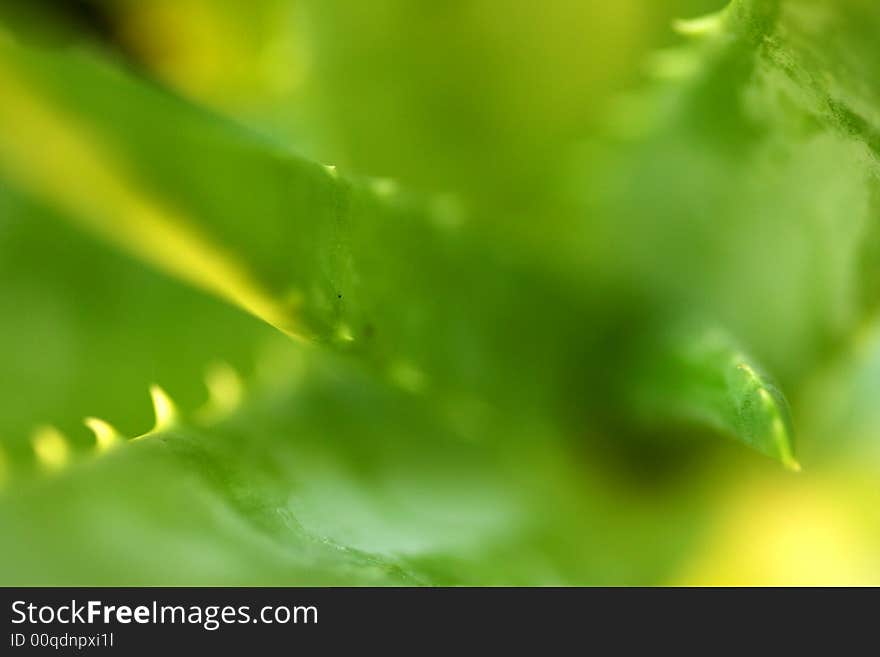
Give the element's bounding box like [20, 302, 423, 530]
[1, 0, 878, 585]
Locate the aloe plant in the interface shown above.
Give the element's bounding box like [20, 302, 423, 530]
[1, 0, 879, 585]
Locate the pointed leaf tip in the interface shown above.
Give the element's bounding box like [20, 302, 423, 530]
[84, 417, 122, 452]
[149, 384, 178, 432]
[629, 323, 798, 469]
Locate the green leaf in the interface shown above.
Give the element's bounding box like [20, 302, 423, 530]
[582, 0, 880, 387]
[0, 185, 278, 466]
[0, 5, 816, 475]
[11, 0, 880, 586]
[0, 37, 627, 441]
[0, 349, 710, 585]
[624, 322, 799, 470]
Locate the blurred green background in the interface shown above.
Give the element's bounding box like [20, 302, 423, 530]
[1, 0, 879, 585]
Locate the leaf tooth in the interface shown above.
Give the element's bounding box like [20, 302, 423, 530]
[323, 164, 338, 178]
[672, 11, 725, 38]
[200, 362, 244, 419]
[84, 417, 123, 452]
[148, 384, 179, 433]
[31, 425, 71, 471]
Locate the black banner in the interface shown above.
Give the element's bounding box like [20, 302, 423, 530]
[0, 587, 860, 653]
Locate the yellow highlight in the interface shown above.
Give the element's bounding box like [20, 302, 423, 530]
[677, 476, 879, 585]
[736, 363, 799, 471]
[201, 362, 244, 419]
[84, 417, 123, 452]
[673, 11, 725, 37]
[149, 385, 179, 432]
[757, 388, 800, 472]
[0, 51, 307, 341]
[31, 426, 71, 471]
[116, 0, 309, 109]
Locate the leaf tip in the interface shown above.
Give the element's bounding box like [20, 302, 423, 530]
[757, 387, 798, 471]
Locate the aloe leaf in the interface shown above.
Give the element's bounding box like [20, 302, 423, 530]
[0, 349, 709, 585]
[0, 10, 815, 470]
[625, 323, 799, 469]
[582, 0, 880, 390]
[0, 184, 280, 466]
[10, 0, 880, 532]
[0, 38, 624, 437]
[0, 211, 711, 584]
[10, 0, 880, 587]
